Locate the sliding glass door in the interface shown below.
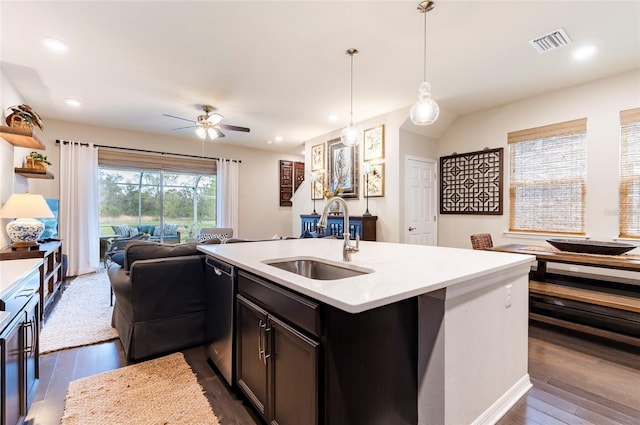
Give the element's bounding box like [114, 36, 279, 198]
[99, 167, 216, 242]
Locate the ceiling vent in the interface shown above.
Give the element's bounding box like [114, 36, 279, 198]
[529, 28, 572, 53]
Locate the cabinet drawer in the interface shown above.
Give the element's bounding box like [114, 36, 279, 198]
[0, 271, 39, 324]
[238, 271, 321, 337]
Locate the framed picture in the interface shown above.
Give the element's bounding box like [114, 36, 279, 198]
[365, 162, 384, 198]
[311, 143, 324, 171]
[310, 171, 324, 200]
[327, 137, 359, 199]
[364, 124, 384, 161]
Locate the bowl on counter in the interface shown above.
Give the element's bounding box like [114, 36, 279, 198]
[546, 238, 636, 255]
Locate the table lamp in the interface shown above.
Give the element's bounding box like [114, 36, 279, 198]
[0, 193, 54, 250]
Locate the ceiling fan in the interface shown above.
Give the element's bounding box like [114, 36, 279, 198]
[163, 105, 250, 140]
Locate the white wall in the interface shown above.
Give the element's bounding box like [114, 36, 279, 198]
[436, 70, 640, 251]
[0, 70, 30, 247]
[18, 119, 303, 240]
[301, 106, 438, 243]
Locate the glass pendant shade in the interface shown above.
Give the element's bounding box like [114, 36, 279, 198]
[195, 126, 207, 139]
[410, 81, 440, 125]
[341, 114, 362, 147]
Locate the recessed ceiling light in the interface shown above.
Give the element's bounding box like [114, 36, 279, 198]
[265, 140, 273, 144]
[43, 37, 69, 52]
[274, 135, 283, 143]
[573, 45, 596, 61]
[327, 114, 339, 122]
[65, 98, 82, 107]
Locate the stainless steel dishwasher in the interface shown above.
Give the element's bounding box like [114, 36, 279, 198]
[204, 256, 237, 386]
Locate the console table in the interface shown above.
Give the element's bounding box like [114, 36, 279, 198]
[300, 215, 377, 241]
[490, 244, 640, 347]
[0, 241, 64, 320]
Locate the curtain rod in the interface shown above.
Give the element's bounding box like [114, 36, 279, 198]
[55, 140, 241, 163]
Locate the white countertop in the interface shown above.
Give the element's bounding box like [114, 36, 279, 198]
[0, 258, 42, 295]
[198, 239, 535, 313]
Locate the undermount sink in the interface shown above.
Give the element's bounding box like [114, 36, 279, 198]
[264, 257, 372, 280]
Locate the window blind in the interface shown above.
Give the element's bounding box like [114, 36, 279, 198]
[97, 148, 216, 175]
[507, 118, 587, 234]
[619, 107, 640, 238]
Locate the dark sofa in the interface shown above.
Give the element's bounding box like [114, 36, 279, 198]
[108, 240, 214, 360]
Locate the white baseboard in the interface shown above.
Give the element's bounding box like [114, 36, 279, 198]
[471, 374, 532, 425]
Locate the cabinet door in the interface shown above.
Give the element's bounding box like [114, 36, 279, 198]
[2, 318, 22, 425]
[236, 295, 269, 420]
[22, 299, 39, 408]
[269, 315, 319, 425]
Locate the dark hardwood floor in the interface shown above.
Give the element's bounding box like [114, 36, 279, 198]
[25, 323, 639, 425]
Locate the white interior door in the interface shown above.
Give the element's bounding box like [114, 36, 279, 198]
[405, 157, 437, 245]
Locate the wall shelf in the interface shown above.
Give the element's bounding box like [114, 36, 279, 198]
[14, 167, 54, 179]
[0, 125, 45, 149]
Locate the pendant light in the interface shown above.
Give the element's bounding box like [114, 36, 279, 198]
[340, 48, 362, 147]
[410, 1, 440, 126]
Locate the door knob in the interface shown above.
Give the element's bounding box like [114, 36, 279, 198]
[408, 226, 416, 231]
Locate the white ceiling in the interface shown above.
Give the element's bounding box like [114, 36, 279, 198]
[1, 1, 639, 154]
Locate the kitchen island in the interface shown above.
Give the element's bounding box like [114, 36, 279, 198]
[199, 238, 535, 425]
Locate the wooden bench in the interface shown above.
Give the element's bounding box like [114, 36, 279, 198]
[528, 280, 640, 347]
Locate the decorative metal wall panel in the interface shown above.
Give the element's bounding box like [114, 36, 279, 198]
[440, 148, 503, 214]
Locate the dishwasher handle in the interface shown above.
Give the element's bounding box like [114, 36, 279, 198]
[206, 256, 234, 277]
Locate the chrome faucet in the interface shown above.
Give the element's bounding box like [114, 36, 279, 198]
[317, 196, 359, 262]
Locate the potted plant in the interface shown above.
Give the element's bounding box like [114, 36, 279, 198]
[5, 104, 44, 131]
[25, 151, 51, 171]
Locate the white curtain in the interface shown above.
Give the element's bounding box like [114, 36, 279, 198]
[216, 159, 239, 235]
[59, 142, 99, 276]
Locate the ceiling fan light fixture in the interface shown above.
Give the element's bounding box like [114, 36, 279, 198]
[341, 48, 362, 147]
[410, 1, 439, 126]
[207, 127, 222, 140]
[195, 126, 207, 139]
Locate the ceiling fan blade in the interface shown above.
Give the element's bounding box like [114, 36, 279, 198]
[219, 124, 250, 132]
[171, 125, 196, 131]
[208, 113, 224, 125]
[163, 113, 196, 124]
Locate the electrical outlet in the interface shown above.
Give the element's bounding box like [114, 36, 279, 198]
[505, 284, 512, 308]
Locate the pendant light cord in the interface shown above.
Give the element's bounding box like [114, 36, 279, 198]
[350, 52, 354, 116]
[423, 7, 427, 82]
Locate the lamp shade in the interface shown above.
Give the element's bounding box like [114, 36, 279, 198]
[0, 193, 54, 219]
[0, 193, 54, 250]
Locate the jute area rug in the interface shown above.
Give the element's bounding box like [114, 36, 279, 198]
[61, 352, 220, 425]
[40, 270, 118, 354]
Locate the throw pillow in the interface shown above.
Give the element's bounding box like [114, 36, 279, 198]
[199, 233, 228, 243]
[110, 251, 125, 267]
[128, 227, 140, 237]
[112, 224, 130, 237]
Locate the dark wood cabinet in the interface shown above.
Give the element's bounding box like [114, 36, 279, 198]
[0, 263, 40, 425]
[279, 160, 305, 207]
[300, 214, 377, 241]
[236, 273, 319, 425]
[2, 318, 21, 425]
[0, 241, 63, 320]
[235, 269, 415, 425]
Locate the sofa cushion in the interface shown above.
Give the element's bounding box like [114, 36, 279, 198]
[112, 224, 130, 237]
[153, 223, 179, 237]
[123, 240, 201, 271]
